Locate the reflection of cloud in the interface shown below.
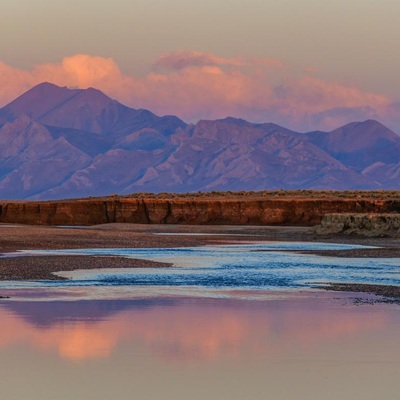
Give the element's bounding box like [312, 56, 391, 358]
[0, 52, 399, 132]
[57, 325, 118, 360]
[0, 316, 118, 361]
[129, 310, 249, 361]
[0, 299, 387, 363]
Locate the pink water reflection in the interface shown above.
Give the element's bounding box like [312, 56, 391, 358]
[0, 295, 389, 362]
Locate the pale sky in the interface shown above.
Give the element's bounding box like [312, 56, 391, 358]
[1, 0, 400, 131]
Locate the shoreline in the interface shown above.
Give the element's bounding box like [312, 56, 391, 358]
[0, 255, 172, 281]
[1, 223, 399, 301]
[320, 283, 400, 302]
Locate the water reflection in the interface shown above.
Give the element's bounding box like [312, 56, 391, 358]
[0, 296, 389, 363]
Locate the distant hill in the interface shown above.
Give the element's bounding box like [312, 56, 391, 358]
[0, 82, 399, 199]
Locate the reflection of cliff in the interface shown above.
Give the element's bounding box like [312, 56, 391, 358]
[4, 299, 173, 328]
[0, 298, 386, 362]
[1, 196, 399, 226]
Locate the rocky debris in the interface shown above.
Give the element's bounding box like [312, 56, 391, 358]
[315, 213, 400, 237]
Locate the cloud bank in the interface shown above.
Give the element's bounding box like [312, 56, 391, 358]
[0, 52, 399, 132]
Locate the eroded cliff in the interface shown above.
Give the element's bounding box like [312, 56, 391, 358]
[1, 194, 399, 226]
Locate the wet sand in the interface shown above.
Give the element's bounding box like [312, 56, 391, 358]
[0, 223, 399, 300]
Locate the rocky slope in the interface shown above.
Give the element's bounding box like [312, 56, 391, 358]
[316, 213, 400, 237]
[0, 83, 400, 199]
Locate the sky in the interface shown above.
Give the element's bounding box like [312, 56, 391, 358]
[1, 0, 400, 132]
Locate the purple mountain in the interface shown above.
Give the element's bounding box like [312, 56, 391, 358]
[0, 83, 399, 199]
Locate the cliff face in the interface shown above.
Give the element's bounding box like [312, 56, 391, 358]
[1, 197, 399, 226]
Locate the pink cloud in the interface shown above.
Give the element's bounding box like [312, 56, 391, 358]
[0, 61, 37, 105]
[155, 51, 247, 70]
[35, 54, 125, 88]
[0, 52, 398, 132]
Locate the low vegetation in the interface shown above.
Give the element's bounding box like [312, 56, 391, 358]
[89, 190, 400, 201]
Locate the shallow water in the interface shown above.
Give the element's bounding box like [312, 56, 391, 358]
[0, 295, 399, 400]
[1, 241, 400, 399]
[1, 242, 399, 301]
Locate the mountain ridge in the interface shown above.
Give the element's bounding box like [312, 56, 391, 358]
[0, 82, 399, 199]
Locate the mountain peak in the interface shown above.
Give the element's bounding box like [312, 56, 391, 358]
[360, 119, 384, 126]
[18, 82, 79, 100]
[0, 83, 118, 122]
[0, 83, 399, 199]
[0, 82, 80, 121]
[73, 86, 114, 107]
[331, 119, 398, 143]
[358, 120, 400, 137]
[31, 81, 66, 91]
[216, 117, 252, 126]
[340, 119, 390, 131]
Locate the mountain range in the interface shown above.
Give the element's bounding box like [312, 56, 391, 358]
[0, 82, 399, 200]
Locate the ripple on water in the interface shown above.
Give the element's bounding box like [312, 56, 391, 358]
[1, 242, 397, 298]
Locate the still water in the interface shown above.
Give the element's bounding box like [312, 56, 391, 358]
[0, 295, 400, 400]
[0, 241, 399, 399]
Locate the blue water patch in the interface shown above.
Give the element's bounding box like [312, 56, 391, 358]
[6, 242, 400, 292]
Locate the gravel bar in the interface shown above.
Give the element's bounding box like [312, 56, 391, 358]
[320, 283, 400, 302]
[0, 255, 172, 280]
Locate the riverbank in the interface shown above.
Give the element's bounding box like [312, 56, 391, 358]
[0, 255, 172, 281]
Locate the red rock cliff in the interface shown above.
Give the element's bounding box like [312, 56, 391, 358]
[1, 196, 399, 226]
